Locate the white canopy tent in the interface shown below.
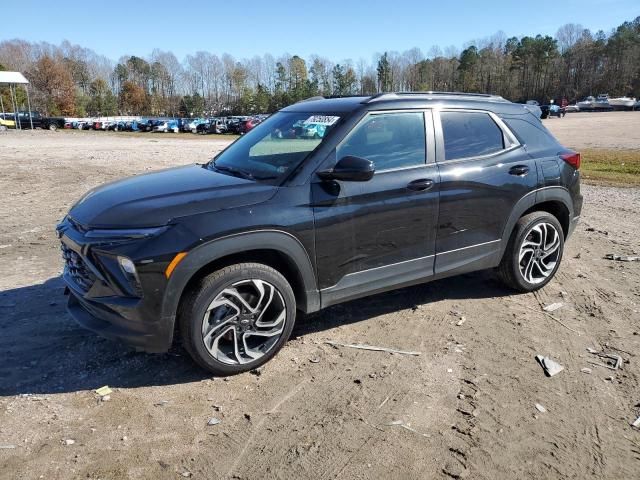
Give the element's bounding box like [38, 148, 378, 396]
[0, 71, 34, 130]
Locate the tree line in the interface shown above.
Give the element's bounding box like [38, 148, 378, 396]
[1, 16, 638, 117]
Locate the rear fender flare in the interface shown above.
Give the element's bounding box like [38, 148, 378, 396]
[499, 186, 573, 258]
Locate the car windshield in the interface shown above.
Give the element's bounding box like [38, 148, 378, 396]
[208, 111, 341, 182]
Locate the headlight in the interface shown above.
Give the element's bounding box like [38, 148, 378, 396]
[85, 226, 169, 239]
[118, 256, 137, 276]
[117, 256, 142, 294]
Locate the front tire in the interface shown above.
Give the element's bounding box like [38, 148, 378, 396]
[497, 212, 564, 292]
[179, 263, 296, 375]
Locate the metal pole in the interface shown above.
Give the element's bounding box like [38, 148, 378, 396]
[0, 88, 5, 118]
[25, 84, 33, 130]
[10, 84, 19, 130]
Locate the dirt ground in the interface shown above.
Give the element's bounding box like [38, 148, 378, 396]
[0, 114, 639, 479]
[545, 111, 640, 150]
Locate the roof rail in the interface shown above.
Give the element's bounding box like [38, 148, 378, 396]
[295, 96, 325, 104]
[296, 95, 369, 104]
[364, 91, 508, 103]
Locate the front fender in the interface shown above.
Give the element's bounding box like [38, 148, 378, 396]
[160, 229, 320, 329]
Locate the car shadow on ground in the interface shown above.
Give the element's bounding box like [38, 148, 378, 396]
[0, 271, 514, 396]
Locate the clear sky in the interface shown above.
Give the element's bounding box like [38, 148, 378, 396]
[1, 0, 637, 61]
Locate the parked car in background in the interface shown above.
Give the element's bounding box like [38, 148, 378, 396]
[184, 118, 205, 133]
[206, 118, 228, 134]
[540, 104, 565, 119]
[238, 118, 262, 134]
[137, 119, 155, 132]
[1, 111, 65, 130]
[293, 119, 327, 138]
[153, 120, 180, 133]
[225, 118, 244, 134]
[195, 120, 211, 134]
[0, 117, 16, 131]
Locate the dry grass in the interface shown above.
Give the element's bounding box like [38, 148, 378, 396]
[579, 149, 640, 186]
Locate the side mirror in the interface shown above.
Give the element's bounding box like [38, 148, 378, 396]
[317, 155, 375, 182]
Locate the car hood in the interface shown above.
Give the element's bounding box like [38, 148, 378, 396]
[69, 164, 277, 228]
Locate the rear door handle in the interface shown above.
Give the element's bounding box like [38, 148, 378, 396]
[509, 165, 530, 176]
[407, 178, 434, 191]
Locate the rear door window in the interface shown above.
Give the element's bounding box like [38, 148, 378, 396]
[441, 111, 505, 160]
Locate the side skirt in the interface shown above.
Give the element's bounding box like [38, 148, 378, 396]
[320, 255, 434, 308]
[319, 240, 503, 309]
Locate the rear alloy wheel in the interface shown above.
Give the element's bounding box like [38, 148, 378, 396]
[497, 212, 564, 292]
[180, 263, 296, 375]
[48, 123, 58, 131]
[518, 222, 561, 284]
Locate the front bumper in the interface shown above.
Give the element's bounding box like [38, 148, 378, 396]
[66, 290, 174, 353]
[58, 217, 177, 353]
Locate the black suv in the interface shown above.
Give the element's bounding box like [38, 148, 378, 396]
[57, 92, 582, 375]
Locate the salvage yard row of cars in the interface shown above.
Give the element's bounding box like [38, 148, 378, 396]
[81, 115, 269, 134]
[0, 112, 269, 134]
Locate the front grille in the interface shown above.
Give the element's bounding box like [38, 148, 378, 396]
[61, 244, 96, 291]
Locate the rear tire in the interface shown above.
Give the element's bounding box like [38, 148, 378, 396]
[48, 123, 58, 131]
[497, 212, 564, 292]
[179, 263, 296, 375]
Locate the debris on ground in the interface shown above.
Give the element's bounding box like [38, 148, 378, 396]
[586, 348, 623, 370]
[63, 439, 75, 446]
[0, 445, 16, 449]
[535, 355, 565, 377]
[543, 302, 564, 312]
[309, 357, 320, 363]
[386, 420, 430, 438]
[101, 395, 111, 402]
[586, 227, 608, 235]
[605, 253, 640, 262]
[632, 416, 640, 429]
[207, 417, 221, 426]
[95, 386, 112, 397]
[250, 367, 263, 377]
[535, 403, 547, 413]
[581, 368, 592, 374]
[325, 341, 421, 356]
[456, 317, 467, 326]
[154, 400, 169, 407]
[522, 305, 581, 334]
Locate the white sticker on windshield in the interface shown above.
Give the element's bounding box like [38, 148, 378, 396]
[303, 115, 340, 126]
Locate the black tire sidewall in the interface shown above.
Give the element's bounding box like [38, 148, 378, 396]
[185, 264, 296, 375]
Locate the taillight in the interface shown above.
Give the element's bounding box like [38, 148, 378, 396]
[560, 151, 581, 169]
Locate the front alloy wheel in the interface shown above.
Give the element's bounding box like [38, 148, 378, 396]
[201, 279, 287, 365]
[180, 263, 296, 375]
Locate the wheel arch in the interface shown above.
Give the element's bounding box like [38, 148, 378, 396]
[499, 187, 574, 259]
[161, 230, 320, 329]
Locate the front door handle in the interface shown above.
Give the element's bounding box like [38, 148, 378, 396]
[509, 165, 530, 176]
[407, 178, 434, 191]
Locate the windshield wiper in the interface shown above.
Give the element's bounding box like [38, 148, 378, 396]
[213, 163, 255, 180]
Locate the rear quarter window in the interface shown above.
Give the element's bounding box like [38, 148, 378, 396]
[500, 117, 560, 150]
[440, 111, 505, 160]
